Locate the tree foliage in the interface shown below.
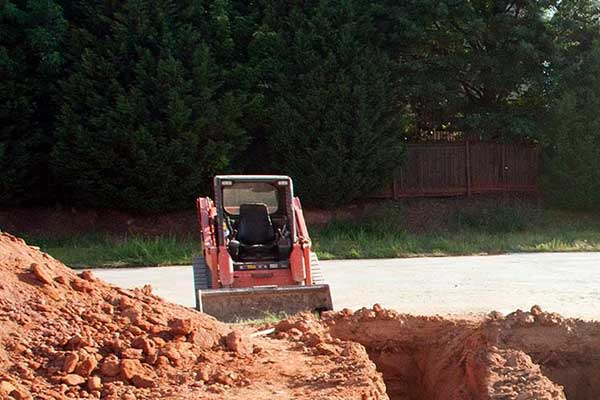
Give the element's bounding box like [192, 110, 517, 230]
[1, 0, 600, 211]
[541, 0, 600, 209]
[52, 0, 247, 212]
[250, 0, 407, 205]
[376, 0, 556, 138]
[0, 0, 66, 204]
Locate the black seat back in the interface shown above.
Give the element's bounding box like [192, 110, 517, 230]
[236, 203, 276, 245]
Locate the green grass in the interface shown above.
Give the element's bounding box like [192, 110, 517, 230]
[21, 207, 600, 268]
[23, 234, 200, 269]
[313, 228, 600, 259]
[312, 208, 600, 259]
[233, 311, 289, 325]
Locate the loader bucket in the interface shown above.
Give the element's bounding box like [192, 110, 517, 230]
[197, 284, 333, 322]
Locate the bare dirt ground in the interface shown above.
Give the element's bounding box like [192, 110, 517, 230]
[2, 231, 600, 400]
[0, 195, 538, 237]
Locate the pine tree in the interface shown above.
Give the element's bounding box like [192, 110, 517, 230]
[375, 0, 556, 138]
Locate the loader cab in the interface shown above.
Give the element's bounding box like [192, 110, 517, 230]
[213, 176, 295, 266]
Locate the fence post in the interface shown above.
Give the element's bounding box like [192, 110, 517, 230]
[392, 172, 400, 200]
[465, 140, 471, 196]
[418, 147, 424, 194]
[501, 143, 506, 190]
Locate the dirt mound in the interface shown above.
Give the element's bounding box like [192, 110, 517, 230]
[0, 232, 387, 399]
[2, 231, 598, 400]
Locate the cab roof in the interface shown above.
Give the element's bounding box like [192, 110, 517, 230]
[215, 175, 291, 182]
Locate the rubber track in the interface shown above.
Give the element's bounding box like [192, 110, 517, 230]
[310, 252, 326, 284]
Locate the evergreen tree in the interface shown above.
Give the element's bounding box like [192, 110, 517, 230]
[52, 0, 247, 212]
[0, 0, 66, 204]
[3, 0, 600, 212]
[251, 0, 407, 206]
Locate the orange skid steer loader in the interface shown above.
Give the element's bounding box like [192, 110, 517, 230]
[193, 175, 333, 321]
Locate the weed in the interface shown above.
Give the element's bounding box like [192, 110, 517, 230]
[24, 234, 200, 268]
[234, 311, 289, 325]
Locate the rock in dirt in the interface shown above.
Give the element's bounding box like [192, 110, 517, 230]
[80, 270, 95, 281]
[87, 376, 101, 391]
[0, 380, 16, 395]
[168, 318, 193, 336]
[62, 352, 79, 373]
[63, 374, 86, 386]
[120, 359, 144, 380]
[100, 356, 121, 377]
[75, 353, 98, 376]
[131, 336, 156, 356]
[131, 374, 155, 389]
[70, 278, 93, 293]
[9, 388, 32, 400]
[225, 330, 250, 354]
[31, 263, 53, 285]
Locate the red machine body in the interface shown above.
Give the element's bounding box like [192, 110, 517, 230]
[193, 175, 332, 321]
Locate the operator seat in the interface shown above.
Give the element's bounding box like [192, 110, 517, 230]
[229, 203, 276, 259]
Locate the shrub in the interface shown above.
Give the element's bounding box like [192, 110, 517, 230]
[541, 42, 600, 211]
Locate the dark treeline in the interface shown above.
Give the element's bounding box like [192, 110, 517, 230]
[1, 0, 600, 212]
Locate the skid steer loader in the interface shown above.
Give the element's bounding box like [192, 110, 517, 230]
[193, 175, 333, 321]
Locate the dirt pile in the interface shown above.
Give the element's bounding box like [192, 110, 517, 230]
[0, 232, 387, 400]
[2, 231, 598, 400]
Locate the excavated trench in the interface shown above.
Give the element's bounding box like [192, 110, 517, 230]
[323, 307, 600, 400]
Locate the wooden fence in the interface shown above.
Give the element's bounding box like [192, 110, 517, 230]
[377, 141, 539, 199]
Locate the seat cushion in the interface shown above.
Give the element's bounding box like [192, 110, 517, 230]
[236, 203, 276, 245]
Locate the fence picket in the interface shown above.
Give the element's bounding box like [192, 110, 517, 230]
[379, 141, 539, 199]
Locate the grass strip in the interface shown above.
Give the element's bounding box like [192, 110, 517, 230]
[22, 208, 600, 267]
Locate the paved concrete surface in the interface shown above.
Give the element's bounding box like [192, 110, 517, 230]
[94, 252, 600, 320]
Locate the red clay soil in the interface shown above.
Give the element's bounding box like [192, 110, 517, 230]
[1, 231, 598, 400]
[485, 308, 600, 400]
[0, 232, 387, 400]
[302, 309, 565, 400]
[318, 306, 600, 400]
